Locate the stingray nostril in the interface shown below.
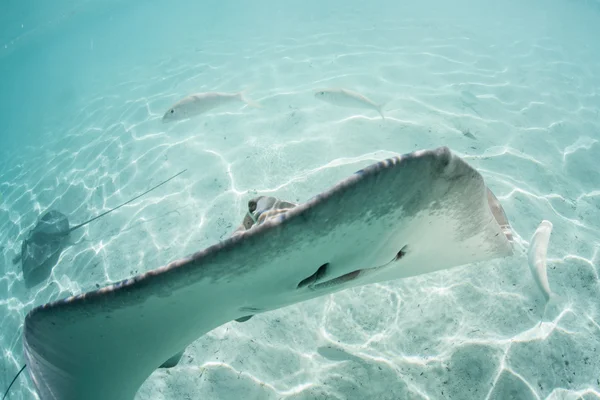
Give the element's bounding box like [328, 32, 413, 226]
[394, 245, 408, 261]
[297, 263, 329, 289]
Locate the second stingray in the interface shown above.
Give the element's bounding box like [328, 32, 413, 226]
[12, 169, 187, 288]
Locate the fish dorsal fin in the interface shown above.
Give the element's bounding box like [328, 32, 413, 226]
[68, 169, 187, 233]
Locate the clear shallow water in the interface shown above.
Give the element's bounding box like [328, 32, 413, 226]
[1, 0, 600, 399]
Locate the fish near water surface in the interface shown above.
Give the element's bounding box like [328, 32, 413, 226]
[162, 90, 260, 122]
[315, 88, 385, 119]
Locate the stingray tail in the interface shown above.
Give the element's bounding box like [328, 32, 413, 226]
[67, 169, 188, 233]
[2, 364, 26, 400]
[12, 254, 21, 265]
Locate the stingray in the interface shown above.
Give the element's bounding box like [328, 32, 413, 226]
[12, 169, 187, 288]
[20, 146, 515, 400]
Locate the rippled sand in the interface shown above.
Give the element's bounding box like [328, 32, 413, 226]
[1, 1, 600, 399]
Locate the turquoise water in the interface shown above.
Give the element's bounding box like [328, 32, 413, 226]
[1, 0, 600, 398]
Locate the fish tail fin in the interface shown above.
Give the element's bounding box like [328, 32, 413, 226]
[239, 87, 262, 109]
[539, 292, 568, 326]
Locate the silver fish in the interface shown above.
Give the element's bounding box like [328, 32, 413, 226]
[528, 220, 553, 301]
[315, 88, 385, 119]
[162, 90, 260, 122]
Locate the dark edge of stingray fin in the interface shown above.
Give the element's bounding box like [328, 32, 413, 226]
[67, 169, 187, 233]
[159, 351, 184, 369]
[2, 364, 26, 400]
[235, 315, 254, 323]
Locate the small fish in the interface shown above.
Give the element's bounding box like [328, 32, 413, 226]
[462, 129, 476, 140]
[528, 219, 565, 326]
[162, 90, 260, 122]
[314, 88, 385, 119]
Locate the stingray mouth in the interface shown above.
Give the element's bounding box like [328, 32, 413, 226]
[298, 246, 408, 290]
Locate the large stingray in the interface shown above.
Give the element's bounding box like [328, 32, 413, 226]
[13, 169, 187, 288]
[21, 146, 515, 400]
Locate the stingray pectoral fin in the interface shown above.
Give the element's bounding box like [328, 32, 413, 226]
[235, 315, 253, 323]
[23, 146, 514, 400]
[159, 350, 184, 369]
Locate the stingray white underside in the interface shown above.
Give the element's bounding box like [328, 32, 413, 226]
[23, 146, 514, 400]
